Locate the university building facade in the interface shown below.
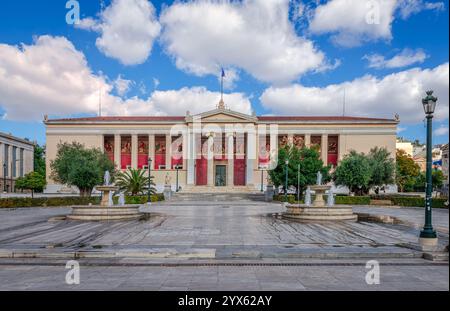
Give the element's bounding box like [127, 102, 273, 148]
[44, 104, 398, 193]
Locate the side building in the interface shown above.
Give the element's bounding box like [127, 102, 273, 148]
[0, 132, 35, 192]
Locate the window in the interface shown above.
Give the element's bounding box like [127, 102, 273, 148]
[12, 146, 17, 177]
[19, 149, 24, 177]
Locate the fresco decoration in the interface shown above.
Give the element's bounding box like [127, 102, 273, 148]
[278, 135, 288, 148]
[311, 136, 322, 155]
[293, 135, 305, 149]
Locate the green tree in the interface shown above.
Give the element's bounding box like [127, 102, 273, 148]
[334, 150, 372, 195]
[396, 149, 420, 192]
[413, 170, 445, 193]
[115, 168, 156, 196]
[15, 171, 46, 198]
[50, 142, 115, 197]
[367, 147, 395, 193]
[268, 145, 330, 199]
[33, 144, 46, 176]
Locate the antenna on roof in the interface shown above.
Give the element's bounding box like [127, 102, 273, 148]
[98, 87, 102, 117]
[342, 87, 346, 117]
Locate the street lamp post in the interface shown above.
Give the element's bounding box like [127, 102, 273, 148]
[260, 168, 264, 192]
[147, 157, 152, 204]
[420, 90, 438, 245]
[176, 165, 180, 192]
[285, 160, 289, 203]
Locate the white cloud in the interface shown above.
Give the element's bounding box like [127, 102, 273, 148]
[159, 0, 326, 84]
[364, 48, 427, 69]
[397, 126, 407, 133]
[114, 75, 133, 96]
[308, 0, 444, 47]
[219, 68, 240, 90]
[77, 0, 160, 65]
[110, 87, 252, 117]
[0, 35, 252, 121]
[434, 125, 449, 136]
[309, 0, 397, 47]
[397, 0, 445, 19]
[152, 77, 160, 89]
[0, 35, 110, 120]
[260, 63, 449, 123]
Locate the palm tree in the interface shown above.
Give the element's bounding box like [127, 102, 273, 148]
[115, 168, 156, 196]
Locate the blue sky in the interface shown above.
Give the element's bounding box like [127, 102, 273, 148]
[0, 0, 448, 146]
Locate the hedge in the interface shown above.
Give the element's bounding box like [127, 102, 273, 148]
[334, 196, 371, 205]
[370, 194, 421, 200]
[0, 194, 165, 208]
[112, 194, 165, 204]
[390, 197, 448, 208]
[0, 196, 101, 208]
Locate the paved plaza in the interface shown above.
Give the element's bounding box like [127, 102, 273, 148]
[0, 200, 448, 290]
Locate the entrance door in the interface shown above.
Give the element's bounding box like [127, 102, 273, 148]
[215, 165, 226, 187]
[196, 158, 207, 185]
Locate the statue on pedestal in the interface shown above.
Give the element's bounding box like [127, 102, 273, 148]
[104, 170, 111, 186]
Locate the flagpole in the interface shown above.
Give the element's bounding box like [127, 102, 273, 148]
[221, 72, 224, 102]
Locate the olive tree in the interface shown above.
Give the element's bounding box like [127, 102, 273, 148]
[50, 142, 115, 196]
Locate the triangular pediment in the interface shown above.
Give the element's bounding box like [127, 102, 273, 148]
[186, 108, 257, 123]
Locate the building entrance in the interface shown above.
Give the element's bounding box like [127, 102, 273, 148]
[215, 165, 226, 187]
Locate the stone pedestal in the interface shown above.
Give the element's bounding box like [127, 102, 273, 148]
[164, 185, 172, 201]
[96, 185, 119, 206]
[265, 184, 274, 202]
[419, 237, 439, 250]
[310, 185, 331, 207]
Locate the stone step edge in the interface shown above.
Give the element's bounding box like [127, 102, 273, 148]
[0, 249, 426, 260]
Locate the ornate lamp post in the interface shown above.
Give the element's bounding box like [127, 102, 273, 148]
[285, 159, 289, 203]
[260, 167, 264, 192]
[175, 164, 180, 192]
[147, 157, 152, 204]
[419, 90, 438, 246]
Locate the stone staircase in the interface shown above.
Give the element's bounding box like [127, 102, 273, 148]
[171, 186, 265, 202]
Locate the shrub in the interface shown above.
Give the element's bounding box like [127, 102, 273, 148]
[0, 196, 101, 208]
[273, 194, 296, 203]
[327, 195, 371, 205]
[0, 194, 165, 208]
[112, 194, 164, 205]
[391, 197, 448, 208]
[369, 194, 421, 200]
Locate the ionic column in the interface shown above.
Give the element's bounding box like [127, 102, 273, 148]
[114, 134, 121, 170]
[148, 134, 155, 169]
[288, 134, 294, 146]
[305, 134, 311, 148]
[338, 134, 345, 162]
[0, 143, 4, 179]
[321, 134, 328, 166]
[131, 134, 138, 169]
[246, 130, 256, 186]
[187, 131, 195, 185]
[165, 134, 172, 170]
[207, 135, 214, 186]
[227, 133, 234, 187]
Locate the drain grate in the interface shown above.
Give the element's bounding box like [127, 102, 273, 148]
[0, 261, 446, 267]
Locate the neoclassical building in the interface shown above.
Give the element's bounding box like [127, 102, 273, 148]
[44, 103, 398, 193]
[0, 132, 35, 193]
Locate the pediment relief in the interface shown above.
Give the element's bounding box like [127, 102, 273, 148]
[186, 108, 257, 123]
